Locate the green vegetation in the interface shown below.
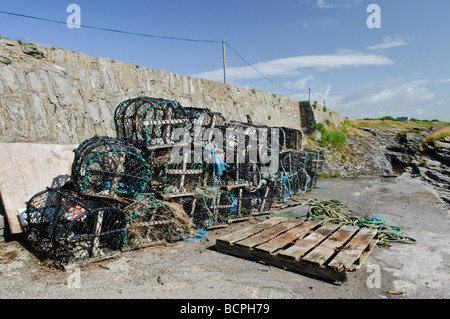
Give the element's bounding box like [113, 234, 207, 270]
[424, 127, 450, 143]
[320, 130, 347, 148]
[310, 123, 347, 148]
[349, 118, 450, 130]
[418, 160, 427, 167]
[318, 171, 341, 178]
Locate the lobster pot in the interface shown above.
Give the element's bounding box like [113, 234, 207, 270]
[71, 136, 151, 200]
[307, 151, 325, 189]
[184, 191, 238, 229]
[219, 162, 261, 187]
[224, 122, 279, 177]
[279, 151, 304, 196]
[123, 197, 178, 249]
[184, 108, 227, 145]
[292, 150, 325, 192]
[279, 127, 303, 152]
[24, 187, 127, 265]
[236, 184, 276, 214]
[160, 149, 203, 194]
[114, 97, 189, 149]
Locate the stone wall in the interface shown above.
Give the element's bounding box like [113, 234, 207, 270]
[0, 38, 309, 145]
[300, 100, 345, 134]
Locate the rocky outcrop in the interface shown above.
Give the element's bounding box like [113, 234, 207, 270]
[408, 137, 450, 204]
[319, 126, 450, 205]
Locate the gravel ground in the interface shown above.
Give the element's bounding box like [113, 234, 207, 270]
[0, 176, 449, 300]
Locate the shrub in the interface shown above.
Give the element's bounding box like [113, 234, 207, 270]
[310, 123, 326, 134]
[320, 130, 347, 148]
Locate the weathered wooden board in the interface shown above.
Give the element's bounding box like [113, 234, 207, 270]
[216, 218, 378, 283]
[0, 143, 78, 234]
[216, 216, 287, 244]
[327, 227, 378, 270]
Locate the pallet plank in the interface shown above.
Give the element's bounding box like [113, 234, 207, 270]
[216, 217, 286, 244]
[279, 223, 340, 260]
[327, 228, 378, 270]
[256, 220, 319, 253]
[302, 225, 359, 266]
[215, 218, 379, 283]
[236, 219, 303, 248]
[350, 238, 378, 270]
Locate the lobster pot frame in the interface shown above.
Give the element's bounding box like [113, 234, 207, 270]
[160, 148, 203, 194]
[71, 136, 151, 200]
[279, 127, 303, 152]
[219, 162, 261, 188]
[223, 122, 279, 179]
[114, 97, 189, 149]
[123, 197, 178, 249]
[236, 184, 276, 214]
[25, 187, 128, 265]
[183, 191, 238, 229]
[298, 150, 325, 190]
[185, 107, 227, 146]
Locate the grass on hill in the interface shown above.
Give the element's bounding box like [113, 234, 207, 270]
[347, 118, 450, 130]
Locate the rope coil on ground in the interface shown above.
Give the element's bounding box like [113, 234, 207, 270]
[300, 199, 417, 247]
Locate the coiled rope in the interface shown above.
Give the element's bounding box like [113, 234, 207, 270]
[300, 199, 417, 247]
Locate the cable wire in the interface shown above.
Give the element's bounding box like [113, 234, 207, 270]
[0, 10, 221, 43]
[225, 42, 308, 94]
[0, 9, 309, 94]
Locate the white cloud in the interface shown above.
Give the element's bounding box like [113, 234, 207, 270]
[316, 0, 335, 9]
[316, 0, 361, 10]
[192, 51, 393, 82]
[435, 78, 450, 83]
[284, 75, 314, 90]
[327, 79, 435, 119]
[365, 36, 410, 51]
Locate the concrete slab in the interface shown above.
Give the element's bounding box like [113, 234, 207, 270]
[0, 143, 78, 234]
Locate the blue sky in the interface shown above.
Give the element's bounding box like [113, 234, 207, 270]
[0, 0, 449, 121]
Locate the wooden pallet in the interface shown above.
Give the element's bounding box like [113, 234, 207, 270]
[215, 217, 378, 283]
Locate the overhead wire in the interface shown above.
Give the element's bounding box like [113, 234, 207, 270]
[224, 42, 309, 94]
[0, 9, 308, 94]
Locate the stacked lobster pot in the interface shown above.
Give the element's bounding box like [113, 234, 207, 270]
[23, 135, 190, 266]
[114, 97, 325, 229]
[23, 96, 324, 266]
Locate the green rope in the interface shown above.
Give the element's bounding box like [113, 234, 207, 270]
[301, 199, 417, 247]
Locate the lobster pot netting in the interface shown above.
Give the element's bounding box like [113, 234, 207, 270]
[71, 136, 151, 200]
[114, 97, 189, 149]
[160, 149, 203, 194]
[185, 107, 227, 145]
[181, 190, 238, 229]
[279, 127, 303, 152]
[123, 196, 194, 249]
[278, 150, 325, 194]
[25, 187, 128, 265]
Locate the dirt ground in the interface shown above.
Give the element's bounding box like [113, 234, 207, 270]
[0, 175, 449, 300]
